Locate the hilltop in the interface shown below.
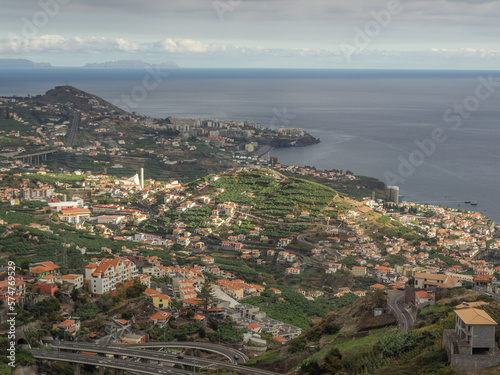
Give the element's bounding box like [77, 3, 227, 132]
[32, 85, 126, 115]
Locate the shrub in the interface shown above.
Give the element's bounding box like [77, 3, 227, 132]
[322, 322, 341, 335]
[288, 338, 306, 354]
[376, 331, 418, 358]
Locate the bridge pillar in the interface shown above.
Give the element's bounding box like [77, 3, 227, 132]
[98, 366, 105, 375]
[115, 369, 124, 375]
[73, 363, 81, 375]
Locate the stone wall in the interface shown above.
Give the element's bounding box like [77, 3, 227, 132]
[450, 354, 500, 372]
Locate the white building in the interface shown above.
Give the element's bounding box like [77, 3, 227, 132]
[85, 257, 138, 295]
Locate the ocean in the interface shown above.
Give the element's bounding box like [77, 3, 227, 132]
[1, 68, 499, 221]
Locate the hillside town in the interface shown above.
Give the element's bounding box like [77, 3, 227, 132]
[1, 87, 500, 374]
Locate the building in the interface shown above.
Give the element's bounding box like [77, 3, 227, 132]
[29, 261, 60, 278]
[84, 257, 138, 295]
[0, 277, 26, 304]
[97, 215, 126, 225]
[59, 208, 91, 224]
[151, 294, 171, 309]
[53, 318, 81, 337]
[443, 308, 500, 372]
[385, 186, 399, 203]
[59, 274, 84, 289]
[414, 290, 435, 307]
[217, 279, 244, 300]
[454, 308, 496, 355]
[414, 272, 462, 289]
[352, 266, 367, 277]
[150, 311, 171, 328]
[285, 267, 300, 275]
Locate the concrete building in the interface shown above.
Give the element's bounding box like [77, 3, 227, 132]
[385, 186, 399, 203]
[443, 308, 500, 372]
[455, 308, 496, 355]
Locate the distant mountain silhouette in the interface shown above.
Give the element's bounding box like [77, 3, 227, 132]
[83, 60, 179, 69]
[0, 59, 52, 68]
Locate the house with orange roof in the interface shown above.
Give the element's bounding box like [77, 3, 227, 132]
[0, 276, 26, 304]
[415, 290, 435, 307]
[150, 311, 171, 328]
[217, 279, 244, 299]
[29, 261, 60, 278]
[53, 318, 80, 336]
[183, 297, 209, 309]
[38, 274, 58, 284]
[247, 323, 261, 333]
[143, 288, 161, 298]
[193, 314, 205, 321]
[273, 336, 288, 344]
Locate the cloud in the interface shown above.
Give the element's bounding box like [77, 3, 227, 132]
[3, 34, 500, 68]
[0, 35, 235, 54]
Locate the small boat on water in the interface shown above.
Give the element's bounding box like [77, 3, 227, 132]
[471, 202, 477, 205]
[465, 200, 471, 203]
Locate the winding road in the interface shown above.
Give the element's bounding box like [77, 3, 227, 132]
[388, 291, 415, 332]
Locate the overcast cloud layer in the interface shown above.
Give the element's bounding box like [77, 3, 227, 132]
[1, 0, 499, 68]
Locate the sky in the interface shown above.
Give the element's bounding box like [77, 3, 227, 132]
[1, 0, 500, 69]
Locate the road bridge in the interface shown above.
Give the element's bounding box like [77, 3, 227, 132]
[31, 349, 191, 375]
[46, 342, 278, 375]
[124, 341, 248, 363]
[15, 149, 58, 164]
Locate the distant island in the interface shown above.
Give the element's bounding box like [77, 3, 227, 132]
[0, 59, 179, 69]
[83, 60, 179, 69]
[0, 59, 52, 68]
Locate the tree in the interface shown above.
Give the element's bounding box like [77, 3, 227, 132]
[371, 289, 386, 308]
[70, 288, 80, 302]
[322, 347, 342, 374]
[197, 278, 215, 313]
[288, 338, 306, 354]
[299, 359, 322, 375]
[322, 322, 341, 335]
[126, 279, 147, 299]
